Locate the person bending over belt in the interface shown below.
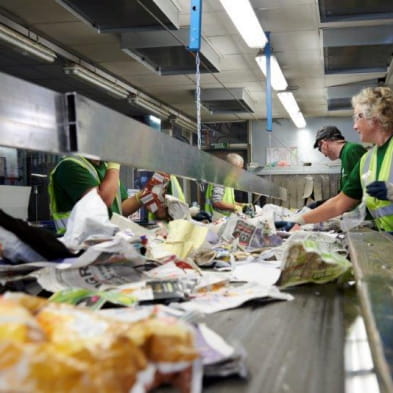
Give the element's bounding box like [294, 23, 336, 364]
[48, 156, 144, 234]
[309, 125, 366, 208]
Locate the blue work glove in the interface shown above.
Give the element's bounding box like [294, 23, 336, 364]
[275, 221, 296, 232]
[366, 181, 390, 200]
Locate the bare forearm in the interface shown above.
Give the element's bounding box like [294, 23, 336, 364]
[302, 192, 359, 224]
[121, 196, 142, 216]
[213, 201, 237, 212]
[97, 169, 120, 207]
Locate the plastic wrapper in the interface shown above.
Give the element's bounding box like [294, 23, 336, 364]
[60, 188, 119, 251]
[0, 226, 45, 263]
[166, 194, 191, 220]
[276, 232, 351, 288]
[0, 293, 201, 393]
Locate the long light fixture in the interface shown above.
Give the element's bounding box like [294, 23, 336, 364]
[0, 24, 57, 63]
[255, 54, 288, 91]
[219, 0, 267, 48]
[173, 116, 197, 132]
[64, 65, 130, 99]
[130, 96, 169, 119]
[277, 92, 306, 129]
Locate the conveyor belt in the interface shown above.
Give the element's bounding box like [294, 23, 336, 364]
[158, 284, 347, 393]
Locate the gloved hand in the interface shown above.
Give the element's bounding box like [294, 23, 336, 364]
[107, 162, 120, 170]
[234, 204, 243, 213]
[366, 181, 393, 201]
[275, 221, 296, 231]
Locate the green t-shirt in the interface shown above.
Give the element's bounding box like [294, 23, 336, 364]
[52, 160, 128, 216]
[339, 142, 367, 190]
[342, 139, 391, 200]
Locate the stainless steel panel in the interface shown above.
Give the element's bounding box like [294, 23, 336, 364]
[70, 93, 282, 198]
[56, 0, 179, 32]
[121, 28, 220, 75]
[322, 25, 393, 75]
[327, 79, 378, 111]
[319, 0, 393, 23]
[0, 72, 67, 153]
[201, 88, 255, 114]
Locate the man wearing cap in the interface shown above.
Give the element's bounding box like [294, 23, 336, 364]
[310, 126, 366, 207]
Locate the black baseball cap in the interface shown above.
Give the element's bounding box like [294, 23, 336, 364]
[313, 126, 345, 148]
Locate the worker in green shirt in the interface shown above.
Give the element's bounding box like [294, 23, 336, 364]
[308, 125, 367, 208]
[48, 156, 144, 233]
[292, 86, 393, 232]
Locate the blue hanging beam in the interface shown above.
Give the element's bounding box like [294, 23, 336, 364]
[265, 32, 273, 132]
[188, 0, 202, 52]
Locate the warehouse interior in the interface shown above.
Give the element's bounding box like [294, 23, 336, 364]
[1, 2, 393, 393]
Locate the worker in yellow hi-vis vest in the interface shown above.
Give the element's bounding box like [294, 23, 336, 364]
[204, 153, 246, 217]
[290, 86, 393, 233]
[48, 156, 146, 234]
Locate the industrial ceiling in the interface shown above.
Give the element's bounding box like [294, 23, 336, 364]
[0, 0, 392, 127]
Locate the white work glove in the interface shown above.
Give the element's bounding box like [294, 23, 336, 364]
[107, 162, 120, 170]
[291, 215, 305, 225]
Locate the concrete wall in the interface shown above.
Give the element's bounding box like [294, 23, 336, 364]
[250, 116, 358, 167]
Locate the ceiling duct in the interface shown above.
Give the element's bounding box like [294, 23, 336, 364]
[327, 79, 379, 111]
[56, 0, 179, 32]
[319, 0, 393, 23]
[121, 28, 220, 75]
[200, 88, 254, 114]
[323, 25, 393, 74]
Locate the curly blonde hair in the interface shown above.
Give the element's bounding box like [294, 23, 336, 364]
[352, 86, 393, 132]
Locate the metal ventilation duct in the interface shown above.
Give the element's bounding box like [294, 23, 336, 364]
[201, 88, 254, 114]
[323, 25, 393, 74]
[319, 0, 393, 23]
[56, 0, 179, 32]
[327, 79, 379, 111]
[121, 28, 220, 75]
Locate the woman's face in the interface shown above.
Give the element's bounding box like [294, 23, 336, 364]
[353, 105, 375, 144]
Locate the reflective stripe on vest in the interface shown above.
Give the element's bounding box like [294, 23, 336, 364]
[170, 175, 186, 202]
[360, 138, 393, 231]
[204, 184, 235, 216]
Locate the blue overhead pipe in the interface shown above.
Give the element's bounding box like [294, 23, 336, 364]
[265, 32, 272, 132]
[188, 0, 202, 52]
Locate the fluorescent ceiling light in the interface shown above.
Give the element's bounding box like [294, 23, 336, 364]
[219, 0, 267, 48]
[0, 24, 57, 63]
[130, 96, 169, 119]
[277, 92, 307, 129]
[255, 54, 288, 91]
[64, 65, 129, 99]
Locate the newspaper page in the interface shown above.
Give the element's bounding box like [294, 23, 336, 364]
[172, 282, 293, 314]
[31, 264, 144, 292]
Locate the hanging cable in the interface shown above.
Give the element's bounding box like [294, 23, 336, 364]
[196, 52, 202, 150]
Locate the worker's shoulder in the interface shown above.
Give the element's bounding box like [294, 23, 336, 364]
[53, 157, 89, 176]
[345, 141, 367, 154]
